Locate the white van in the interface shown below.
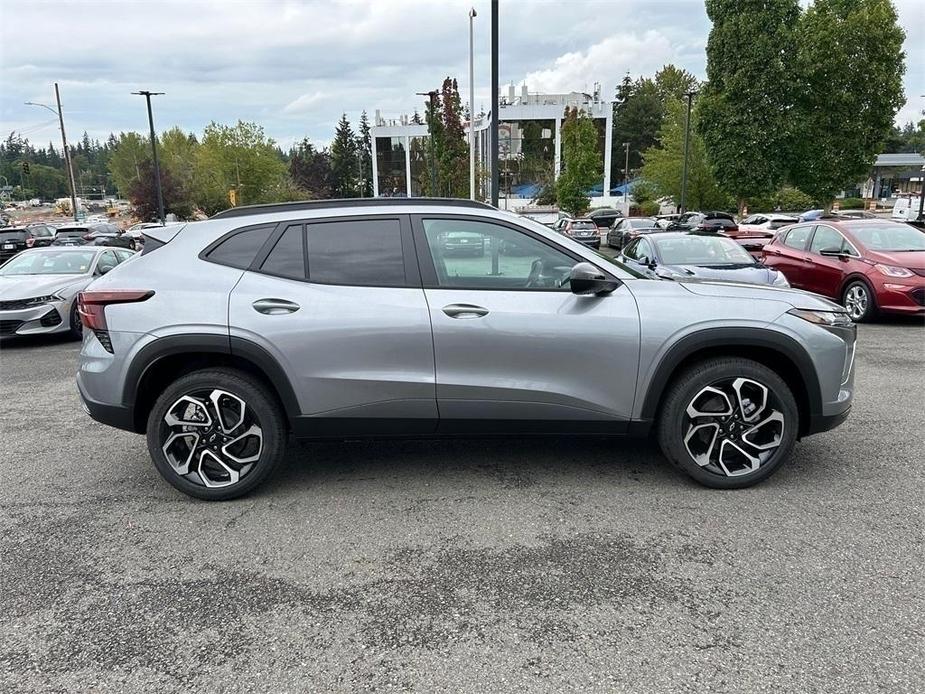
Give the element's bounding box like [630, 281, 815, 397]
[892, 195, 922, 222]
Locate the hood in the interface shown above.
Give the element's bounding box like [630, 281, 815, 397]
[863, 249, 925, 271]
[0, 274, 90, 299]
[662, 263, 775, 285]
[678, 277, 843, 311]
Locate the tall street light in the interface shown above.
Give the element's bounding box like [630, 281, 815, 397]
[468, 7, 477, 200]
[679, 90, 698, 214]
[623, 141, 631, 209]
[132, 90, 165, 224]
[416, 90, 440, 196]
[25, 83, 79, 221]
[490, 0, 499, 207]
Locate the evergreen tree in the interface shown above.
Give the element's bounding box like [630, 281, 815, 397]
[356, 110, 373, 197]
[329, 113, 358, 198]
[698, 0, 800, 214]
[289, 137, 334, 199]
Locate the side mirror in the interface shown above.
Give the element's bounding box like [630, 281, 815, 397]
[819, 248, 848, 260]
[98, 263, 115, 275]
[569, 262, 621, 296]
[646, 258, 658, 270]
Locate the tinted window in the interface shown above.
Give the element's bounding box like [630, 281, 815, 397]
[810, 226, 848, 254]
[422, 218, 574, 290]
[782, 225, 812, 250]
[206, 225, 274, 269]
[307, 219, 405, 286]
[261, 225, 305, 280]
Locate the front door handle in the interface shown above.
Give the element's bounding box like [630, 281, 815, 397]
[253, 298, 300, 315]
[442, 303, 489, 319]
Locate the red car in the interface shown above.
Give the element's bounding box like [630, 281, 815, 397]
[763, 218, 925, 321]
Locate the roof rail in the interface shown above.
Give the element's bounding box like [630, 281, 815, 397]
[210, 197, 495, 220]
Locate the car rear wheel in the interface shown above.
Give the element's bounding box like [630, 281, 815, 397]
[146, 368, 287, 500]
[842, 280, 876, 322]
[657, 357, 798, 489]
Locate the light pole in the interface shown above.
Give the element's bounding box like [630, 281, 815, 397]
[490, 0, 499, 207]
[25, 83, 79, 221]
[416, 90, 440, 196]
[468, 7, 477, 200]
[132, 90, 165, 224]
[623, 141, 631, 209]
[679, 90, 698, 214]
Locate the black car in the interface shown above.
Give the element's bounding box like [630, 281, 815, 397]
[0, 225, 56, 263]
[606, 217, 660, 249]
[618, 231, 790, 287]
[52, 223, 132, 249]
[667, 211, 736, 231]
[587, 207, 623, 228]
[553, 218, 600, 249]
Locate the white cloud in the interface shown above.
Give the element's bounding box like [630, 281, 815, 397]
[283, 91, 327, 115]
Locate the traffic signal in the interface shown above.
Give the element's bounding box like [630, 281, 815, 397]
[228, 189, 238, 206]
[22, 162, 30, 175]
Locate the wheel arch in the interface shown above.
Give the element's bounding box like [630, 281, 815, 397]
[838, 273, 878, 306]
[640, 328, 822, 437]
[125, 334, 300, 434]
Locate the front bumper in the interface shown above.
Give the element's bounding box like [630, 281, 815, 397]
[806, 405, 851, 435]
[0, 299, 71, 336]
[874, 280, 925, 315]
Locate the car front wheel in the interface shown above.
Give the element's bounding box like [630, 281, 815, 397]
[146, 368, 287, 500]
[842, 280, 875, 322]
[657, 357, 798, 489]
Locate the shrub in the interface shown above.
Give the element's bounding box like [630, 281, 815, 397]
[639, 200, 661, 216]
[838, 197, 864, 210]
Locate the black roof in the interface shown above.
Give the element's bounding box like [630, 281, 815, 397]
[210, 197, 495, 220]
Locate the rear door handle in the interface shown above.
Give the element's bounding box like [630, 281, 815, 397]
[252, 298, 300, 315]
[442, 303, 489, 319]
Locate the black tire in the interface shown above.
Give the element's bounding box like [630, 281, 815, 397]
[146, 368, 287, 500]
[68, 299, 83, 340]
[657, 357, 799, 489]
[842, 280, 876, 323]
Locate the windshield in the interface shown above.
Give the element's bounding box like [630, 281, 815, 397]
[629, 218, 657, 228]
[655, 235, 756, 265]
[0, 250, 95, 275]
[849, 223, 925, 251]
[0, 230, 26, 241]
[571, 220, 596, 230]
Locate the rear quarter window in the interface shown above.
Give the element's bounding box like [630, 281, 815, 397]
[204, 225, 275, 269]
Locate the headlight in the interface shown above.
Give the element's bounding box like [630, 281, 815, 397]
[787, 308, 853, 327]
[21, 294, 62, 306]
[874, 264, 913, 278]
[772, 272, 790, 287]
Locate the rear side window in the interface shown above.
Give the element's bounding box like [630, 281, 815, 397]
[260, 224, 305, 280]
[306, 219, 405, 286]
[782, 225, 812, 250]
[206, 225, 274, 269]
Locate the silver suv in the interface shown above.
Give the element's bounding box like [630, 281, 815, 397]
[76, 199, 856, 500]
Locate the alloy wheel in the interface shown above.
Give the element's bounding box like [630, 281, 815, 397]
[844, 285, 869, 321]
[682, 377, 785, 478]
[160, 388, 263, 488]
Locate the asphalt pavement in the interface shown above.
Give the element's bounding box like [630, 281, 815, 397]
[1, 320, 923, 692]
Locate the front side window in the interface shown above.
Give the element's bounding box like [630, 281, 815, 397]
[635, 238, 654, 264]
[306, 219, 405, 286]
[782, 225, 812, 250]
[96, 250, 118, 273]
[810, 226, 849, 254]
[422, 218, 574, 290]
[206, 225, 274, 269]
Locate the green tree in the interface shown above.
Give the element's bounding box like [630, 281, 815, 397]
[108, 132, 150, 198]
[289, 137, 333, 199]
[356, 110, 373, 197]
[159, 127, 198, 202]
[194, 121, 288, 214]
[642, 99, 730, 211]
[790, 0, 905, 207]
[128, 160, 192, 220]
[557, 106, 601, 216]
[437, 77, 469, 197]
[329, 114, 358, 198]
[698, 0, 800, 215]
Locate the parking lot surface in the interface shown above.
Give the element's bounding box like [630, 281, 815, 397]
[1, 321, 923, 693]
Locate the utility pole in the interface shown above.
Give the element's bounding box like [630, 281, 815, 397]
[132, 90, 165, 224]
[468, 7, 477, 200]
[623, 141, 631, 209]
[27, 86, 79, 221]
[490, 0, 499, 207]
[679, 90, 697, 214]
[416, 90, 439, 196]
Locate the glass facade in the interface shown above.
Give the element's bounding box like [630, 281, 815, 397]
[375, 136, 406, 196]
[497, 119, 555, 201]
[409, 136, 428, 197]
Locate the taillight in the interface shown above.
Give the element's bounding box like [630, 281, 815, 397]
[26, 237, 35, 247]
[83, 234, 93, 241]
[78, 290, 154, 352]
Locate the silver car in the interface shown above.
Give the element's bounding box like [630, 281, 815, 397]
[0, 246, 134, 338]
[76, 199, 856, 500]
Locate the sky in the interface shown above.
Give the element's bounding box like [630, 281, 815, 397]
[0, 0, 922, 152]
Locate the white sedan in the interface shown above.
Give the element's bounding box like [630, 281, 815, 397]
[0, 246, 135, 339]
